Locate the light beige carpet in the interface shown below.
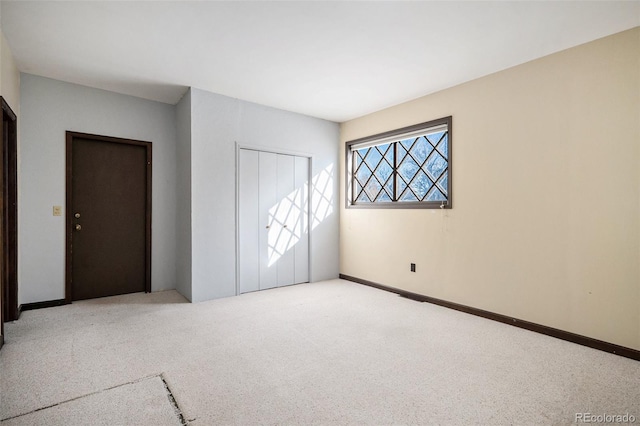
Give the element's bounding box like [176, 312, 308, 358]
[1, 376, 182, 426]
[1, 279, 638, 425]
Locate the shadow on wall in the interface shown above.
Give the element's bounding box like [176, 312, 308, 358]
[267, 163, 334, 267]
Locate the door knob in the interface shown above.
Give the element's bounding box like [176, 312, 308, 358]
[75, 213, 81, 218]
[75, 224, 82, 231]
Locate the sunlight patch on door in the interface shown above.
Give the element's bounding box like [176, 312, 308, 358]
[267, 163, 334, 267]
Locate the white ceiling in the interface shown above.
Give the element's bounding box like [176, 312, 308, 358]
[1, 1, 639, 122]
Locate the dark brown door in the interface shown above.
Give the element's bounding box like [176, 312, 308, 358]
[1, 97, 18, 343]
[66, 132, 151, 301]
[0, 107, 5, 346]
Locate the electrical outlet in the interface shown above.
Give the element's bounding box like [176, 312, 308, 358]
[53, 206, 62, 216]
[410, 263, 416, 272]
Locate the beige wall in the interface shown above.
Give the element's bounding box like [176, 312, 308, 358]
[340, 27, 640, 350]
[0, 31, 20, 113]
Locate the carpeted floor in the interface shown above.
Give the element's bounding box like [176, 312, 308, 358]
[0, 279, 638, 425]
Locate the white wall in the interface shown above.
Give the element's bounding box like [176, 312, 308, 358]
[340, 28, 640, 350]
[189, 88, 340, 302]
[18, 77, 338, 305]
[19, 74, 178, 304]
[175, 89, 192, 301]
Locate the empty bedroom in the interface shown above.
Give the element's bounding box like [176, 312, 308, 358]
[0, 1, 638, 425]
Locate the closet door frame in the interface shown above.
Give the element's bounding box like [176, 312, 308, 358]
[235, 143, 313, 296]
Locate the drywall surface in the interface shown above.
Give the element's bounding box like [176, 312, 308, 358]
[190, 88, 339, 302]
[0, 31, 19, 112]
[19, 74, 177, 303]
[340, 28, 640, 350]
[175, 89, 192, 301]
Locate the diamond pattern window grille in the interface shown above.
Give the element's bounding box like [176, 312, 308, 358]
[352, 143, 394, 203]
[349, 118, 451, 207]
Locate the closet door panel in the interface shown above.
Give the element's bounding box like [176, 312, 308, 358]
[238, 149, 260, 293]
[275, 154, 295, 287]
[259, 151, 278, 290]
[294, 156, 310, 284]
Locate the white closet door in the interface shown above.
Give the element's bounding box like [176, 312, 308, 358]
[238, 149, 260, 293]
[239, 149, 310, 294]
[259, 151, 278, 290]
[275, 154, 295, 287]
[294, 156, 309, 284]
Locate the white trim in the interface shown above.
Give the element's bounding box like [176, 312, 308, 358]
[237, 142, 313, 159]
[235, 143, 240, 296]
[307, 155, 313, 284]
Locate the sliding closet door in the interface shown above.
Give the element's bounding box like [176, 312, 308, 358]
[238, 148, 310, 294]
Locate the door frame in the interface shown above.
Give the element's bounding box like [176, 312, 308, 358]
[65, 131, 152, 303]
[235, 143, 314, 295]
[1, 97, 19, 341]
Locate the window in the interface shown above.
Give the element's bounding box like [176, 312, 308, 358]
[345, 116, 452, 209]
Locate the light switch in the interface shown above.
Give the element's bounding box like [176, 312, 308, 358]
[53, 206, 62, 216]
